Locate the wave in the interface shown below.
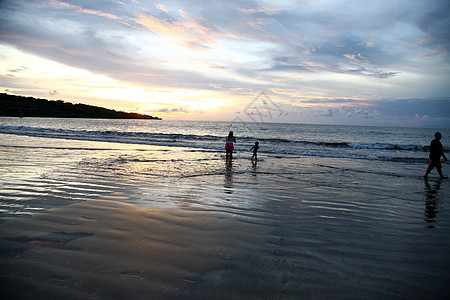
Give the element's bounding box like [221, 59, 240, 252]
[232, 134, 426, 152]
[0, 125, 215, 142]
[0, 125, 429, 163]
[292, 140, 424, 151]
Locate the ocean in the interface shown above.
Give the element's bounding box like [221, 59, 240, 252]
[0, 117, 444, 162]
[1, 117, 449, 299]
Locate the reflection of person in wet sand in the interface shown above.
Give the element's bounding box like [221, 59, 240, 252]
[224, 158, 233, 194]
[225, 131, 236, 159]
[424, 179, 442, 228]
[424, 132, 447, 179]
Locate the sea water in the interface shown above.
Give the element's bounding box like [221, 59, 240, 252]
[0, 117, 445, 162]
[1, 117, 449, 216]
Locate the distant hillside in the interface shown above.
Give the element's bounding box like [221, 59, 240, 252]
[0, 93, 161, 120]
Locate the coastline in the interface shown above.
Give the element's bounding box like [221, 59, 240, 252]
[0, 93, 161, 120]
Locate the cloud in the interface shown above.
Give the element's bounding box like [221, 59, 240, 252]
[0, 0, 449, 127]
[317, 108, 334, 117]
[415, 113, 430, 120]
[158, 107, 190, 113]
[345, 67, 399, 78]
[310, 98, 450, 120]
[355, 107, 371, 118]
[372, 98, 450, 119]
[134, 10, 220, 48]
[278, 96, 450, 127]
[7, 66, 28, 73]
[339, 106, 352, 117]
[47, 0, 122, 21]
[344, 53, 369, 62]
[300, 98, 360, 104]
[156, 4, 168, 13]
[416, 3, 450, 58]
[239, 6, 282, 16]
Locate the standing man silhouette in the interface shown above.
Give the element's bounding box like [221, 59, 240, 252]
[424, 132, 447, 179]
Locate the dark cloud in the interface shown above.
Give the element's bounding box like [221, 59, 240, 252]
[304, 97, 450, 126]
[339, 106, 352, 117]
[265, 63, 310, 72]
[317, 108, 334, 118]
[372, 98, 450, 119]
[314, 37, 372, 59]
[355, 108, 371, 118]
[158, 107, 190, 113]
[416, 2, 450, 57]
[7, 66, 28, 73]
[300, 98, 360, 104]
[310, 98, 450, 119]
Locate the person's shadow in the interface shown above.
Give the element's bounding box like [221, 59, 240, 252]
[424, 179, 442, 228]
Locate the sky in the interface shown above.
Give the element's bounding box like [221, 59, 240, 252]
[0, 0, 449, 128]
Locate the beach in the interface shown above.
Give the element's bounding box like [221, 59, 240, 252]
[1, 119, 450, 299]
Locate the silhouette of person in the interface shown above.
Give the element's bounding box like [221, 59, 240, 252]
[250, 141, 260, 161]
[225, 131, 236, 159]
[424, 132, 447, 179]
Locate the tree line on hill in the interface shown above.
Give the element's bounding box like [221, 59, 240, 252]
[0, 93, 161, 119]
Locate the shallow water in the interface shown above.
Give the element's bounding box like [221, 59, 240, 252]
[1, 120, 450, 299]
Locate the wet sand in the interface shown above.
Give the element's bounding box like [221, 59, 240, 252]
[1, 134, 450, 299]
[1, 199, 267, 299]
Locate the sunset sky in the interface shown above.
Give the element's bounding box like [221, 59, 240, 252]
[1, 0, 449, 127]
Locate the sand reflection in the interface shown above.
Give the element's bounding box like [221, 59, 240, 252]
[224, 158, 233, 195]
[424, 179, 442, 228]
